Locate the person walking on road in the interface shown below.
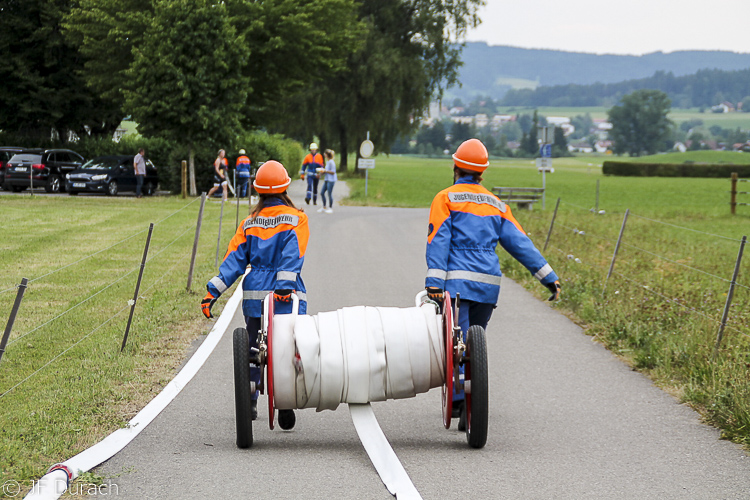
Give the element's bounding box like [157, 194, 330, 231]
[201, 160, 307, 429]
[424, 138, 561, 429]
[318, 149, 337, 213]
[301, 143, 324, 205]
[207, 149, 228, 201]
[133, 148, 146, 198]
[235, 149, 252, 198]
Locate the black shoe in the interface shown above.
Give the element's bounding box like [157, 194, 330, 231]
[457, 403, 467, 431]
[250, 400, 258, 421]
[451, 400, 464, 419]
[278, 409, 296, 430]
[313, 200, 317, 205]
[305, 198, 310, 204]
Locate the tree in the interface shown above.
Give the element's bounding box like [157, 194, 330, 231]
[522, 110, 539, 155]
[552, 126, 569, 157]
[271, 0, 483, 171]
[608, 90, 672, 156]
[66, 0, 362, 134]
[124, 0, 250, 194]
[0, 0, 117, 141]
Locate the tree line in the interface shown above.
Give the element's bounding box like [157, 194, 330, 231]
[501, 68, 750, 108]
[0, 0, 482, 179]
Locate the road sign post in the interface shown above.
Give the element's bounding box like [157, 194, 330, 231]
[359, 135, 375, 197]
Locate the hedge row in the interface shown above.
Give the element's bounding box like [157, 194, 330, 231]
[0, 131, 304, 194]
[602, 161, 750, 178]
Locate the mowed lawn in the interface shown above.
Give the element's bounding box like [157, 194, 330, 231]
[344, 153, 750, 447]
[494, 106, 750, 129]
[0, 193, 242, 488]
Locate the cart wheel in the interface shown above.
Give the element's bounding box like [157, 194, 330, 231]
[233, 327, 254, 448]
[442, 292, 454, 429]
[266, 296, 276, 430]
[465, 325, 488, 449]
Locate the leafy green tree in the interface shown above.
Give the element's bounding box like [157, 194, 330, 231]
[272, 0, 483, 170]
[0, 0, 116, 141]
[500, 121, 522, 142]
[65, 0, 362, 134]
[450, 122, 474, 148]
[124, 0, 250, 194]
[608, 90, 672, 156]
[64, 0, 153, 114]
[522, 110, 539, 155]
[552, 126, 570, 157]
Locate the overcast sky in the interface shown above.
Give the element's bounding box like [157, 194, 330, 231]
[465, 0, 750, 55]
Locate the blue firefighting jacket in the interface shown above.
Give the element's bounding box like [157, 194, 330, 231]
[302, 153, 324, 175]
[425, 176, 558, 305]
[206, 198, 308, 318]
[235, 155, 251, 178]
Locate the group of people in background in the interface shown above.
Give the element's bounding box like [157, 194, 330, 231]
[301, 142, 337, 212]
[206, 143, 336, 211]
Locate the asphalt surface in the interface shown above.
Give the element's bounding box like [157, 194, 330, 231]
[97, 178, 750, 499]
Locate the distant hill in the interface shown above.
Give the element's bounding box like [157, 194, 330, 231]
[501, 67, 750, 108]
[449, 43, 750, 101]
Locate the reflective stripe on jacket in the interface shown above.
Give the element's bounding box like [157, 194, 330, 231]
[236, 155, 251, 177]
[425, 177, 558, 304]
[302, 153, 324, 174]
[206, 198, 308, 317]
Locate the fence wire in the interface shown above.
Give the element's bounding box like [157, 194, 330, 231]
[619, 241, 732, 283]
[0, 197, 201, 293]
[611, 270, 721, 325]
[630, 212, 743, 242]
[0, 303, 132, 400]
[6, 216, 197, 347]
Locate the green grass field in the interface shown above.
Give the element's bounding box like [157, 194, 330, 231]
[345, 154, 750, 447]
[0, 194, 242, 490]
[494, 106, 750, 129]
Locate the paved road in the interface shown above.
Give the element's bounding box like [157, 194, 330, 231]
[98, 179, 750, 499]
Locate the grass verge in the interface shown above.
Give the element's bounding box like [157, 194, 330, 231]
[0, 193, 243, 492]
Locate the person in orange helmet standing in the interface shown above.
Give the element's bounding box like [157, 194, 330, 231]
[425, 138, 561, 429]
[301, 142, 324, 205]
[201, 160, 308, 429]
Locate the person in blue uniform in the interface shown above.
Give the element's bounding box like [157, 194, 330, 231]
[202, 160, 308, 428]
[425, 138, 562, 429]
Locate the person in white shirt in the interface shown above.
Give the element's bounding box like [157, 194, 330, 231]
[318, 149, 337, 213]
[133, 148, 147, 198]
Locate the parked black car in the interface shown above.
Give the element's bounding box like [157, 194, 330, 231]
[4, 149, 85, 193]
[65, 155, 158, 196]
[0, 147, 28, 188]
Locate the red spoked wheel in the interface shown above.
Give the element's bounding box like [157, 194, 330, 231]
[442, 292, 455, 429]
[266, 294, 275, 430]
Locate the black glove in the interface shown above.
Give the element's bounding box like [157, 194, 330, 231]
[201, 292, 217, 318]
[274, 289, 293, 303]
[546, 281, 561, 301]
[426, 287, 444, 303]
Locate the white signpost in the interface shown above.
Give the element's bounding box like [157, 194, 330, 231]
[359, 133, 375, 197]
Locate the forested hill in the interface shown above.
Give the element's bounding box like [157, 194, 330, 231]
[500, 68, 750, 108]
[452, 42, 750, 101]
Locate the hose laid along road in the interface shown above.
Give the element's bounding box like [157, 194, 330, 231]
[97, 179, 750, 499]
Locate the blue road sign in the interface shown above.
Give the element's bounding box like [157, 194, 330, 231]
[540, 144, 552, 158]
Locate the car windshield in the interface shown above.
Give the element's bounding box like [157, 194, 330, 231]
[9, 154, 42, 163]
[80, 158, 119, 170]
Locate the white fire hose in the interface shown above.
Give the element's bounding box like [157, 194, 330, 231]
[267, 292, 444, 499]
[270, 293, 445, 411]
